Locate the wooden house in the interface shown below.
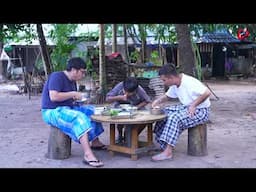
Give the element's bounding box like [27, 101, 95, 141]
[196, 31, 256, 78]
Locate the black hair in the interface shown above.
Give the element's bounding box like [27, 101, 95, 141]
[158, 63, 178, 76]
[123, 77, 139, 92]
[66, 57, 86, 71]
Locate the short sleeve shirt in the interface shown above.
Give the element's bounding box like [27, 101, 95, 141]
[106, 82, 151, 106]
[166, 73, 210, 108]
[41, 71, 77, 109]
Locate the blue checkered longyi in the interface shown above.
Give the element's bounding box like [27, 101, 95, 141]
[154, 104, 210, 150]
[42, 105, 104, 143]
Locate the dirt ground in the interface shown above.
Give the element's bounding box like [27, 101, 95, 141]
[0, 78, 256, 168]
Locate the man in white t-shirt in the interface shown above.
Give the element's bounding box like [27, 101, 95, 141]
[151, 64, 211, 161]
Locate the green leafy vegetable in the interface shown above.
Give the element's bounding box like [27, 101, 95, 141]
[110, 109, 119, 116]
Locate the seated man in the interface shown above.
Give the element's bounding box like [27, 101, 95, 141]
[41, 57, 105, 167]
[106, 77, 151, 144]
[151, 64, 211, 161]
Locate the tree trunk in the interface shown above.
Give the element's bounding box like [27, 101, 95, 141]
[175, 24, 206, 156]
[112, 24, 117, 53]
[36, 24, 52, 78]
[175, 24, 195, 76]
[0, 42, 4, 81]
[138, 24, 147, 64]
[123, 24, 130, 64]
[99, 24, 107, 94]
[141, 39, 147, 64]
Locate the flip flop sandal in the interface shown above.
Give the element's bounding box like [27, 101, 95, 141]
[82, 159, 104, 167]
[151, 153, 173, 162]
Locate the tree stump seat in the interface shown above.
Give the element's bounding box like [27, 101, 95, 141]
[187, 123, 208, 156]
[46, 126, 71, 160]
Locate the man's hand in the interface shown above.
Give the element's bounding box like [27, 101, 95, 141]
[121, 93, 128, 101]
[72, 92, 83, 100]
[188, 105, 196, 118]
[152, 99, 160, 108]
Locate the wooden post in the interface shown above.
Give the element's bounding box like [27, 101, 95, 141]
[124, 125, 132, 147]
[187, 124, 207, 156]
[46, 126, 71, 159]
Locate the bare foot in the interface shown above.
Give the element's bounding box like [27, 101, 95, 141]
[91, 138, 105, 148]
[151, 152, 173, 162]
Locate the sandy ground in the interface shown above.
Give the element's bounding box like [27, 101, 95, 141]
[0, 79, 256, 168]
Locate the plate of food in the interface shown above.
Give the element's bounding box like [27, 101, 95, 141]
[119, 104, 138, 112]
[101, 108, 137, 119]
[110, 111, 137, 119]
[94, 106, 107, 115]
[101, 108, 123, 116]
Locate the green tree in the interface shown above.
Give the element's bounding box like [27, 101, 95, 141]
[48, 24, 78, 71]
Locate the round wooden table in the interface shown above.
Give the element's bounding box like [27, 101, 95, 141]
[91, 110, 166, 160]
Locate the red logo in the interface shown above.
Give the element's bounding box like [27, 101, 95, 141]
[237, 28, 250, 40]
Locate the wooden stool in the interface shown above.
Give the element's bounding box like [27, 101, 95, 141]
[187, 124, 207, 156]
[46, 126, 71, 159]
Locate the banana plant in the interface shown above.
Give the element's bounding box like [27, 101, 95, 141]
[192, 42, 202, 80]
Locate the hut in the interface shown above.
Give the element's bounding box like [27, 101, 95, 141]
[196, 30, 256, 78]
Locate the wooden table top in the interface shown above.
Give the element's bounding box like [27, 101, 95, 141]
[91, 110, 166, 124]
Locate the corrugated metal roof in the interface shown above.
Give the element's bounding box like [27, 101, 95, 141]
[196, 31, 241, 43]
[237, 44, 256, 49]
[102, 36, 170, 46]
[8, 38, 55, 46]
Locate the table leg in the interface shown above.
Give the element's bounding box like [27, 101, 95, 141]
[130, 125, 139, 160]
[110, 124, 115, 145]
[125, 124, 146, 147]
[131, 154, 138, 160]
[109, 151, 115, 156]
[109, 124, 116, 156]
[124, 125, 132, 147]
[147, 123, 153, 145]
[131, 125, 138, 148]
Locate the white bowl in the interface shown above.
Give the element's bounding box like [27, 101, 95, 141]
[94, 107, 106, 115]
[150, 108, 163, 115]
[120, 104, 137, 111]
[120, 104, 130, 108]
